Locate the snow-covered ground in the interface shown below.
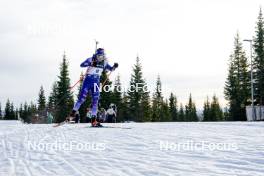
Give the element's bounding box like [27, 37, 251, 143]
[0, 121, 264, 176]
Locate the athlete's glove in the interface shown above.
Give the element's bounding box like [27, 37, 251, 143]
[113, 63, 119, 69]
[92, 61, 97, 67]
[80, 75, 84, 81]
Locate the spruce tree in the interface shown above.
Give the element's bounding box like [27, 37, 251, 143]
[184, 105, 189, 121]
[224, 33, 250, 121]
[55, 52, 74, 122]
[178, 103, 185, 122]
[169, 93, 178, 121]
[209, 95, 224, 121]
[15, 108, 19, 120]
[22, 102, 30, 123]
[38, 85, 46, 111]
[3, 100, 16, 120]
[120, 92, 129, 122]
[223, 107, 229, 121]
[4, 99, 11, 120]
[25, 102, 36, 122]
[100, 71, 113, 109]
[18, 104, 23, 121]
[185, 94, 198, 121]
[192, 103, 198, 121]
[224, 58, 237, 121]
[48, 82, 58, 110]
[253, 8, 264, 106]
[10, 103, 16, 120]
[141, 88, 151, 122]
[112, 75, 137, 122]
[161, 99, 171, 122]
[127, 56, 148, 122]
[151, 75, 163, 121]
[203, 96, 211, 121]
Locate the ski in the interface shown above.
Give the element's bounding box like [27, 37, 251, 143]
[86, 126, 132, 129]
[53, 116, 75, 127]
[53, 120, 67, 127]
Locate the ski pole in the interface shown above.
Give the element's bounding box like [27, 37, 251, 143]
[57, 66, 93, 103]
[68, 65, 92, 90]
[69, 77, 83, 90]
[95, 39, 99, 52]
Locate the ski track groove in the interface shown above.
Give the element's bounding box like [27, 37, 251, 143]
[0, 121, 264, 175]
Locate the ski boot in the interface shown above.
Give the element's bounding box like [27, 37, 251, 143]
[91, 115, 103, 127]
[66, 110, 76, 122]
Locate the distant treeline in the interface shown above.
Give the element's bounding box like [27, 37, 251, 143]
[0, 54, 225, 123]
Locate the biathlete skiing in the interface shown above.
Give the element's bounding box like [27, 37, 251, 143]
[67, 48, 118, 127]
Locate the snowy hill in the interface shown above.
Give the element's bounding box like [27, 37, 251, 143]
[0, 121, 264, 176]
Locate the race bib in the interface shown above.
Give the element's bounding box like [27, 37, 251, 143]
[87, 67, 103, 76]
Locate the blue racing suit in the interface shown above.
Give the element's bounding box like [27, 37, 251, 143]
[73, 56, 114, 116]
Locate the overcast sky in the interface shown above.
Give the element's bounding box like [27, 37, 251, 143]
[0, 0, 263, 109]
